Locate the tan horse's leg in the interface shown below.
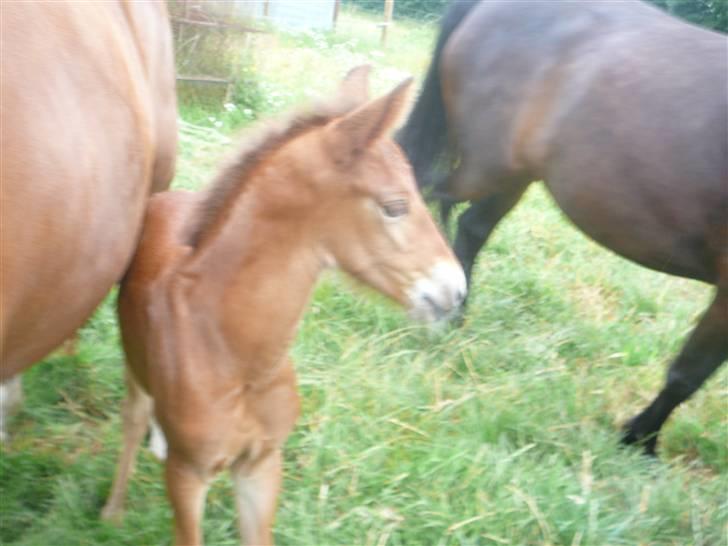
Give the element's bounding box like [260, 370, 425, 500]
[232, 449, 282, 546]
[101, 371, 153, 522]
[148, 415, 168, 460]
[0, 375, 22, 442]
[165, 456, 210, 546]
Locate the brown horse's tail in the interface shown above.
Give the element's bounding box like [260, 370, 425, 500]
[396, 0, 479, 194]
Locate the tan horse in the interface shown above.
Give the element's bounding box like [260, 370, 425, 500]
[0, 1, 177, 437]
[101, 67, 466, 545]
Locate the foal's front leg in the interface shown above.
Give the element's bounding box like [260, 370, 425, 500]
[231, 449, 283, 546]
[165, 455, 211, 546]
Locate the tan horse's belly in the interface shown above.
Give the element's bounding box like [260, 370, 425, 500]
[0, 165, 148, 377]
[0, 1, 176, 379]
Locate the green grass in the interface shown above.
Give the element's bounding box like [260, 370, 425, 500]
[1, 7, 726, 546]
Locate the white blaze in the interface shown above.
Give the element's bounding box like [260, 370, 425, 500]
[407, 260, 467, 322]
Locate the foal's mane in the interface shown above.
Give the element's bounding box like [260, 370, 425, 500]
[187, 104, 345, 250]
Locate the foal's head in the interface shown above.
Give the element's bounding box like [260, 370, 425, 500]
[292, 69, 466, 321]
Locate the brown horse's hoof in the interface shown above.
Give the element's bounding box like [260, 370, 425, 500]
[621, 418, 658, 457]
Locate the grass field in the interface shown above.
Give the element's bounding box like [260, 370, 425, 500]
[1, 8, 726, 546]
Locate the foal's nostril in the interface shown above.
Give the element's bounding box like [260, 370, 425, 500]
[423, 294, 445, 318]
[407, 260, 467, 322]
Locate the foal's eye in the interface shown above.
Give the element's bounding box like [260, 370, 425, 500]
[381, 199, 409, 218]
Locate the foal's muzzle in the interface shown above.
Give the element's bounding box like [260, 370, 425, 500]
[407, 261, 467, 322]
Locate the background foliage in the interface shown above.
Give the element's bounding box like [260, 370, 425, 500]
[648, 0, 727, 32]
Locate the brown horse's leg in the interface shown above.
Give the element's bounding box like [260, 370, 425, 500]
[453, 188, 527, 302]
[231, 449, 282, 546]
[0, 375, 22, 442]
[622, 287, 727, 455]
[165, 456, 210, 546]
[102, 371, 153, 522]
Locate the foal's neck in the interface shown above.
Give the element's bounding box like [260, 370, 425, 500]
[179, 169, 324, 380]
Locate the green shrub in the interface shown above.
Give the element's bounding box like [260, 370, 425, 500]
[647, 0, 727, 32]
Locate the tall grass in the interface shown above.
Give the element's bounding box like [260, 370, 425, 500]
[1, 7, 725, 546]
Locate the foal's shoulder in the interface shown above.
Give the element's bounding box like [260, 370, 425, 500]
[128, 191, 201, 283]
[145, 191, 200, 243]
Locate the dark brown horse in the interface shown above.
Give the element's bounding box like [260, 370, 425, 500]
[398, 0, 727, 455]
[0, 1, 177, 437]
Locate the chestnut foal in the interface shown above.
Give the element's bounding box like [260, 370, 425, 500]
[101, 68, 466, 545]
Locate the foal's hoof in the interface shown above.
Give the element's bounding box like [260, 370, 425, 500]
[100, 504, 125, 525]
[621, 418, 658, 457]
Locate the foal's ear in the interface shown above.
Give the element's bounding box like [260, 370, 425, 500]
[335, 64, 371, 109]
[326, 76, 413, 165]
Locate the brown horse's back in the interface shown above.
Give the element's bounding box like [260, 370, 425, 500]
[0, 1, 177, 378]
[538, 14, 726, 282]
[440, 0, 727, 282]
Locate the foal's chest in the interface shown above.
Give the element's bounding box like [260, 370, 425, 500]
[162, 362, 300, 474]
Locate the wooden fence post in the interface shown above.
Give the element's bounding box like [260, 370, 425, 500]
[333, 0, 341, 29]
[380, 0, 394, 47]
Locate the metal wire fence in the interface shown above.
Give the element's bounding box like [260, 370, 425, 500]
[342, 0, 448, 23]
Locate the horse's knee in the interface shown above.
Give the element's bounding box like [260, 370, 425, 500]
[457, 209, 483, 239]
[121, 398, 148, 421]
[664, 368, 704, 403]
